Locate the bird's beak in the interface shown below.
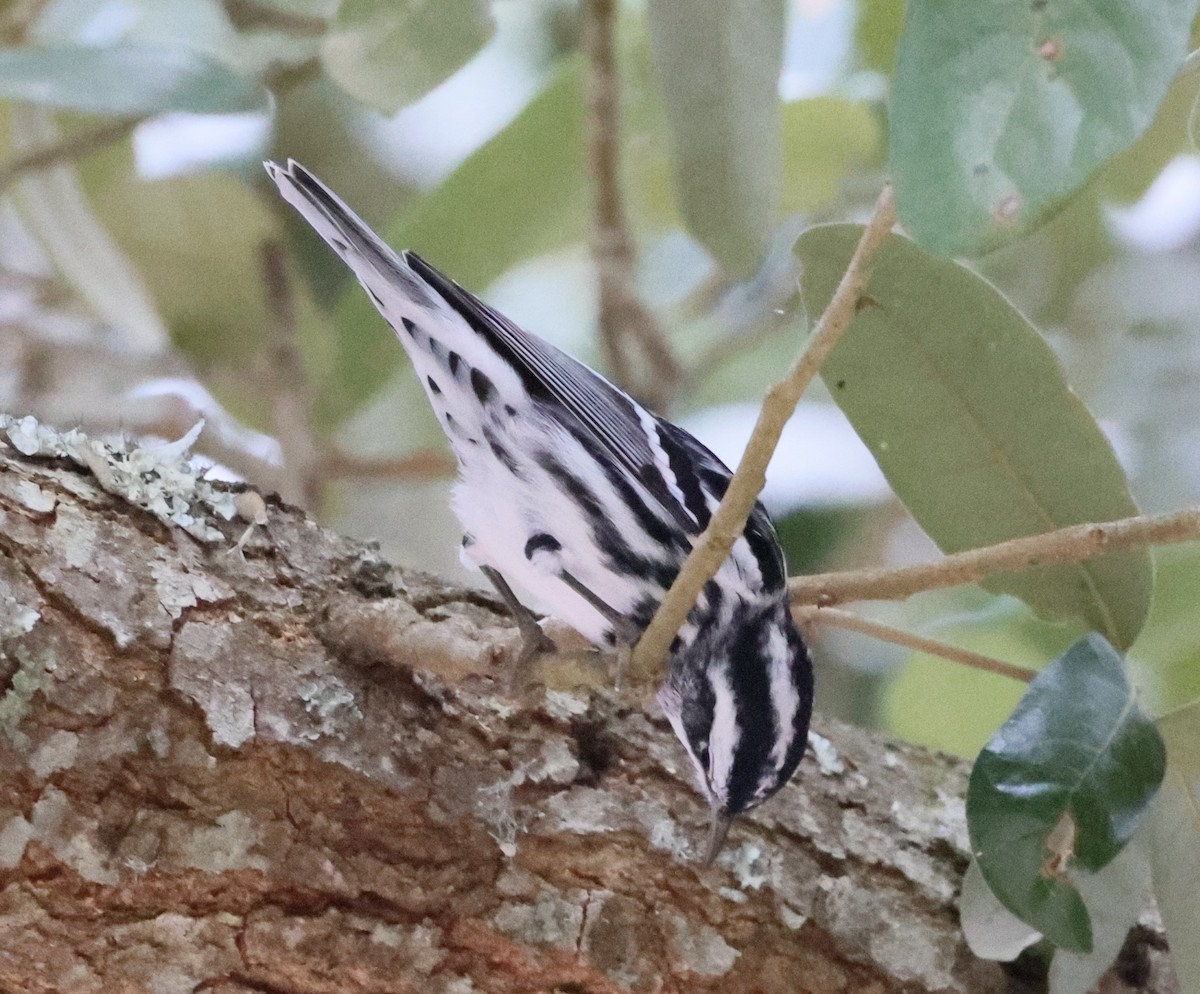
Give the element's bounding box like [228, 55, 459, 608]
[703, 808, 733, 865]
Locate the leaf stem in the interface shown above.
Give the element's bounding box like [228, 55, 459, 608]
[629, 186, 897, 679]
[789, 507, 1200, 607]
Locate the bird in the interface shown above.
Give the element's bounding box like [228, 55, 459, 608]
[266, 159, 814, 862]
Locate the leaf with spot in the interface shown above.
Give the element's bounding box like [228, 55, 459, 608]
[795, 224, 1153, 649]
[967, 634, 1165, 952]
[890, 0, 1199, 256]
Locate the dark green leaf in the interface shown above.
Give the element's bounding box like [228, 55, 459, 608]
[323, 61, 587, 426]
[321, 0, 493, 114]
[795, 224, 1153, 649]
[647, 0, 784, 277]
[0, 44, 268, 115]
[967, 634, 1166, 951]
[890, 0, 1199, 256]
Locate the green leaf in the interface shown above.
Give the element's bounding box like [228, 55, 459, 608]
[647, 0, 785, 277]
[890, 0, 1199, 256]
[0, 43, 268, 115]
[967, 634, 1166, 952]
[1143, 700, 1200, 994]
[321, 0, 494, 114]
[322, 61, 588, 426]
[795, 224, 1153, 649]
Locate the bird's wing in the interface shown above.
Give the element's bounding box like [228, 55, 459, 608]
[404, 251, 701, 533]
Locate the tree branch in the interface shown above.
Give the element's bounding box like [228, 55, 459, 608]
[795, 605, 1037, 682]
[583, 0, 680, 409]
[3, 434, 1180, 993]
[789, 507, 1200, 607]
[0, 115, 144, 194]
[630, 186, 897, 679]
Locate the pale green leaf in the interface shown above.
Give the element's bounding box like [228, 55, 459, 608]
[1145, 700, 1200, 994]
[647, 0, 785, 276]
[0, 43, 267, 115]
[891, 0, 1199, 255]
[1047, 839, 1152, 994]
[795, 224, 1153, 648]
[321, 0, 493, 114]
[960, 859, 1042, 962]
[780, 96, 881, 216]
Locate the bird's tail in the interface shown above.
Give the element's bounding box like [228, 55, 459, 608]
[264, 159, 438, 313]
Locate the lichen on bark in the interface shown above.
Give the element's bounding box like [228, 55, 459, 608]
[0, 425, 1176, 993]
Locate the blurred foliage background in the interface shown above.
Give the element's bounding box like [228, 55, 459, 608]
[1, 0, 1199, 758]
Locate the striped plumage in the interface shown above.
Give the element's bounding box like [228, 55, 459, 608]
[267, 160, 814, 860]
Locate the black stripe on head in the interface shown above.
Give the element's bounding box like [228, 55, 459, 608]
[723, 614, 779, 815]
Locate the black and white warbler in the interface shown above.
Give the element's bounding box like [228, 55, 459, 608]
[267, 160, 814, 862]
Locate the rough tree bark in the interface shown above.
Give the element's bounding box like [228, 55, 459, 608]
[0, 429, 1177, 994]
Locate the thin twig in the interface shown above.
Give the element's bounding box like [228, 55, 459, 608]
[324, 448, 457, 481]
[789, 507, 1200, 607]
[630, 186, 897, 680]
[582, 0, 680, 409]
[795, 605, 1037, 683]
[0, 116, 144, 194]
[260, 241, 322, 508]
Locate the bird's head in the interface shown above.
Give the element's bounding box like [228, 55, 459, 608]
[657, 599, 814, 863]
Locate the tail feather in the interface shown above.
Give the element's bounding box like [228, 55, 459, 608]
[264, 159, 436, 312]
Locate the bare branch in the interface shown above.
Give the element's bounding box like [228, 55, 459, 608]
[324, 447, 457, 481]
[789, 507, 1200, 607]
[630, 186, 897, 680]
[795, 605, 1037, 683]
[583, 0, 680, 408]
[0, 116, 143, 194]
[259, 241, 322, 508]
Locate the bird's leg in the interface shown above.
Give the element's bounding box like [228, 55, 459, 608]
[480, 566, 556, 666]
[558, 570, 640, 689]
